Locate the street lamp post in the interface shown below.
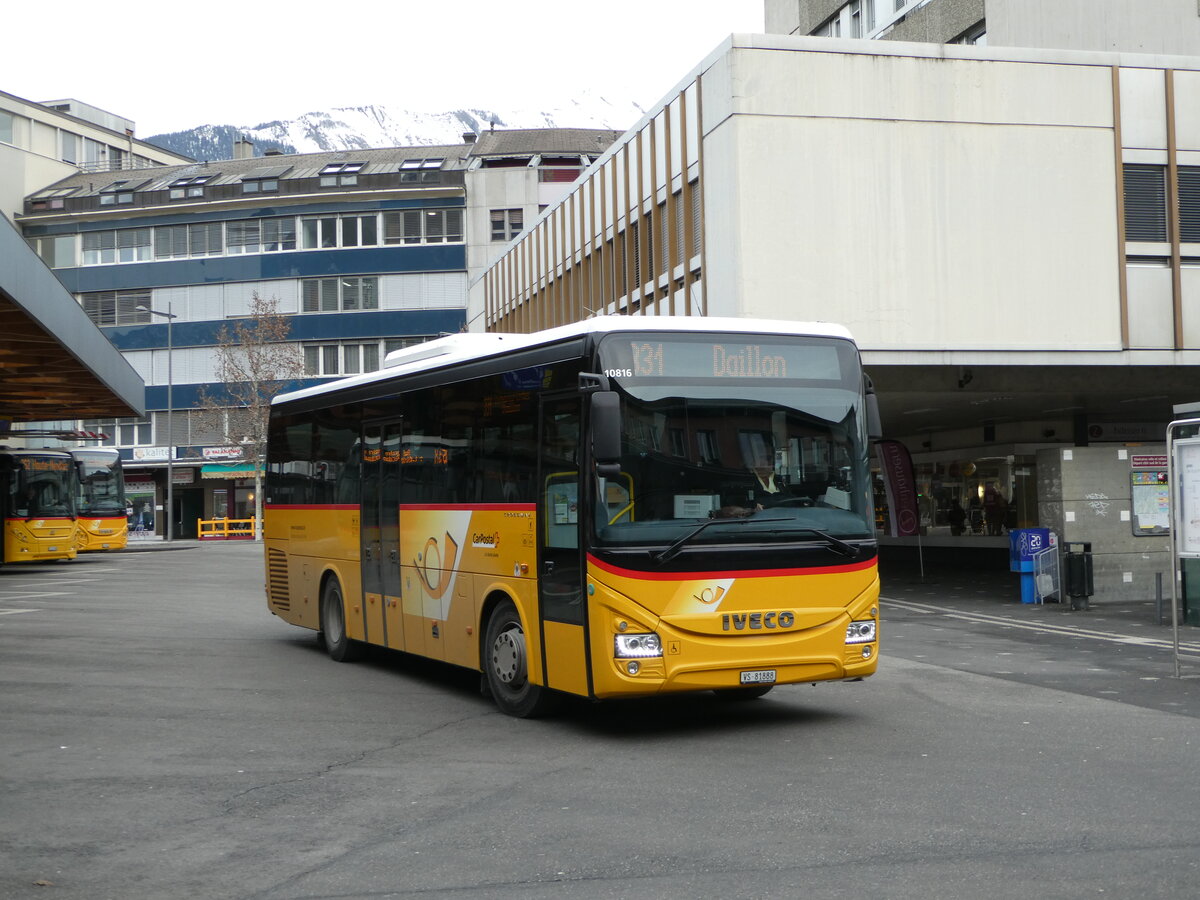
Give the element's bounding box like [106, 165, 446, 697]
[139, 302, 177, 542]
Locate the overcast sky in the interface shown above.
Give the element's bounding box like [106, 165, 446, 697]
[5, 1, 765, 136]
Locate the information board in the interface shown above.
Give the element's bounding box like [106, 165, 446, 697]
[1131, 471, 1170, 535]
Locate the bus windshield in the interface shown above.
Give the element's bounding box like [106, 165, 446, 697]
[73, 451, 126, 516]
[592, 333, 874, 551]
[12, 454, 76, 518]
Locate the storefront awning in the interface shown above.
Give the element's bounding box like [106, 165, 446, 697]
[200, 464, 258, 480]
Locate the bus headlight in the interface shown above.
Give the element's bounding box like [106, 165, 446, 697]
[615, 633, 663, 658]
[845, 620, 876, 644]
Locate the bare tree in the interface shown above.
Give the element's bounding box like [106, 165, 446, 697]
[197, 293, 304, 540]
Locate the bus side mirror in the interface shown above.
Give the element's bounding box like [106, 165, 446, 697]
[867, 392, 883, 440]
[590, 392, 622, 479]
[864, 375, 883, 440]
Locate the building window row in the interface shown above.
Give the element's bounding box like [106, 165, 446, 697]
[304, 336, 433, 376]
[490, 208, 524, 241]
[1123, 164, 1200, 243]
[81, 417, 152, 447]
[48, 208, 464, 269]
[1, 109, 161, 171]
[813, 0, 925, 40]
[81, 289, 153, 326]
[300, 276, 380, 313]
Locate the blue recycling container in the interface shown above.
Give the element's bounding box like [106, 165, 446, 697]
[1009, 528, 1052, 573]
[1010, 528, 1052, 604]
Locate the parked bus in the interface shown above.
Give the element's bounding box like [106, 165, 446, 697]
[72, 448, 128, 552]
[264, 317, 882, 716]
[0, 448, 79, 564]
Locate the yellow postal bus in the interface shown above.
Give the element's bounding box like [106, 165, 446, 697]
[72, 448, 128, 552]
[264, 317, 882, 716]
[1, 448, 78, 564]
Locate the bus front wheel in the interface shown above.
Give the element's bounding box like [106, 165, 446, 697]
[321, 577, 363, 662]
[483, 600, 559, 718]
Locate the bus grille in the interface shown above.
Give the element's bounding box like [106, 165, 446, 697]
[267, 549, 290, 611]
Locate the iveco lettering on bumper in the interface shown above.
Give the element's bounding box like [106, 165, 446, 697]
[722, 611, 796, 631]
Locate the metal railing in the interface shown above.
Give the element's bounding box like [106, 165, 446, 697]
[197, 517, 256, 539]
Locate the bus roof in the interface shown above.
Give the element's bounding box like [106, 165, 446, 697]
[273, 316, 857, 407]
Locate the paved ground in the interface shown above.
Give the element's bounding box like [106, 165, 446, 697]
[4, 539, 1200, 899]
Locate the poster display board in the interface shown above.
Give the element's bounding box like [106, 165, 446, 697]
[1130, 470, 1170, 536]
[1173, 438, 1200, 558]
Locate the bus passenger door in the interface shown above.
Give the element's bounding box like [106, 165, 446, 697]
[361, 421, 402, 649]
[537, 395, 589, 697]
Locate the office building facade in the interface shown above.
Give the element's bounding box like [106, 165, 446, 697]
[471, 33, 1200, 601]
[17, 128, 620, 537]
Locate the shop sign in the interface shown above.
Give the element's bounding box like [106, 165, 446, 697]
[1087, 423, 1162, 442]
[1131, 455, 1168, 469]
[125, 480, 155, 494]
[204, 446, 246, 461]
[133, 447, 173, 461]
[171, 468, 195, 485]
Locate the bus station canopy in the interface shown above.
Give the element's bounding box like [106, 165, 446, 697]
[0, 214, 144, 423]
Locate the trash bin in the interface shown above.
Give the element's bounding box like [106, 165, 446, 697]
[1063, 542, 1094, 611]
[1010, 528, 1053, 604]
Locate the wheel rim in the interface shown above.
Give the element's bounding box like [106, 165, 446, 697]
[325, 590, 344, 644]
[491, 622, 525, 687]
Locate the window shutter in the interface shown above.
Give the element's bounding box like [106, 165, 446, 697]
[1124, 164, 1167, 242]
[302, 280, 319, 312]
[320, 278, 339, 311]
[382, 212, 404, 244]
[403, 211, 422, 244]
[1179, 167, 1200, 243]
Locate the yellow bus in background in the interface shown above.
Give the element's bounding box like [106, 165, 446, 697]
[264, 318, 882, 716]
[72, 448, 128, 552]
[1, 448, 78, 564]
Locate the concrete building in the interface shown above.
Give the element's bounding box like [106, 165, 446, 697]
[1, 90, 191, 223]
[471, 33, 1200, 602]
[765, 0, 1200, 53]
[16, 129, 620, 537]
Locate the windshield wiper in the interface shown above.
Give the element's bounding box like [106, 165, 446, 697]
[652, 518, 861, 565]
[790, 527, 861, 559]
[653, 516, 790, 564]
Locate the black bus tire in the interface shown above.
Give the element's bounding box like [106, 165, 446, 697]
[483, 599, 560, 718]
[321, 577, 364, 662]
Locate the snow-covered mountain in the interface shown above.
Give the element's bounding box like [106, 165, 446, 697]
[147, 93, 647, 160]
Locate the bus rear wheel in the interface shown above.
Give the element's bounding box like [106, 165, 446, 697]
[321, 577, 363, 662]
[484, 599, 560, 718]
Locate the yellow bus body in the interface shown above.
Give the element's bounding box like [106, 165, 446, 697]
[75, 515, 129, 552]
[265, 502, 878, 699]
[4, 517, 78, 563]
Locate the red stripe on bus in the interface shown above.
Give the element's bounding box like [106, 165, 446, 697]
[585, 553, 876, 581]
[398, 503, 537, 511]
[264, 503, 537, 511]
[263, 504, 359, 510]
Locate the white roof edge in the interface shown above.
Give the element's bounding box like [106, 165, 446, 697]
[275, 316, 858, 406]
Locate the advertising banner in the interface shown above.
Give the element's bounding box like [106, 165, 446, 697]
[876, 439, 919, 537]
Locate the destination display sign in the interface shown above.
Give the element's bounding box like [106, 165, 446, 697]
[598, 336, 848, 382]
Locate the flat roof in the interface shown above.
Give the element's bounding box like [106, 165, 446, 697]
[0, 214, 144, 421]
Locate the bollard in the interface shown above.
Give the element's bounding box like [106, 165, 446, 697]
[1157, 572, 1164, 626]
